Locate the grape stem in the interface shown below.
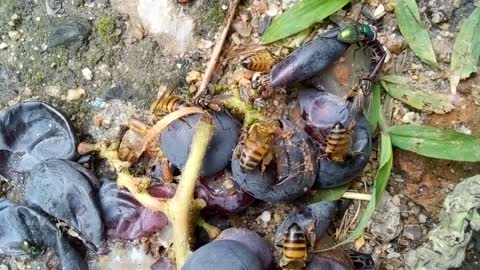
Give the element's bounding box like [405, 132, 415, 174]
[222, 85, 268, 126]
[77, 114, 215, 269]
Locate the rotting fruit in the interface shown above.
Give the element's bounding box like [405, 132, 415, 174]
[160, 111, 241, 177]
[195, 170, 255, 215]
[296, 89, 372, 188]
[0, 101, 77, 181]
[231, 119, 317, 202]
[182, 240, 263, 270]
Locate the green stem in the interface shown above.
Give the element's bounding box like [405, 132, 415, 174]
[168, 116, 215, 269]
[223, 86, 267, 126]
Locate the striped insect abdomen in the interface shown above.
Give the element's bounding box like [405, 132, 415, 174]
[239, 138, 270, 171]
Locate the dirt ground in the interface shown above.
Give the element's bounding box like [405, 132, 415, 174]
[0, 0, 479, 269]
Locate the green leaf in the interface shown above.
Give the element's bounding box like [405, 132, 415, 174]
[381, 75, 453, 114]
[449, 7, 480, 94]
[389, 124, 480, 162]
[308, 184, 349, 202]
[365, 83, 381, 133]
[262, 0, 350, 44]
[395, 0, 438, 67]
[332, 132, 393, 248]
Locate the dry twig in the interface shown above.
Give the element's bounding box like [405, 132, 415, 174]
[194, 0, 241, 99]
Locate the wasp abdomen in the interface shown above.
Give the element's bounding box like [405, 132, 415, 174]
[325, 122, 352, 161]
[280, 223, 308, 269]
[239, 140, 270, 171]
[152, 96, 189, 115]
[242, 51, 276, 72]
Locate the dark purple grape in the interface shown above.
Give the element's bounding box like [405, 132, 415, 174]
[299, 89, 352, 132]
[231, 119, 317, 202]
[297, 89, 372, 188]
[218, 228, 275, 270]
[195, 171, 255, 215]
[0, 102, 77, 181]
[160, 112, 241, 177]
[182, 240, 263, 270]
[317, 116, 371, 188]
[25, 159, 104, 251]
[274, 201, 337, 246]
[270, 34, 348, 87]
[98, 181, 171, 240]
[0, 199, 88, 270]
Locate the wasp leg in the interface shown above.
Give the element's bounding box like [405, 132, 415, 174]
[260, 149, 273, 174]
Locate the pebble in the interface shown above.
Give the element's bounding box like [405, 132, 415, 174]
[232, 21, 252, 38]
[82, 68, 93, 81]
[186, 70, 202, 84]
[223, 179, 235, 190]
[0, 43, 8, 50]
[66, 88, 86, 102]
[418, 214, 427, 223]
[385, 34, 406, 55]
[97, 64, 111, 79]
[403, 225, 422, 241]
[0, 264, 8, 270]
[45, 85, 61, 97]
[369, 193, 403, 241]
[257, 211, 271, 225]
[401, 112, 417, 123]
[8, 31, 21, 41]
[456, 125, 472, 135]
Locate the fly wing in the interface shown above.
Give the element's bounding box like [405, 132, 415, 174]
[329, 14, 360, 27]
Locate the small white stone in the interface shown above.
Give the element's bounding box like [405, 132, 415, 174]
[0, 43, 8, 50]
[456, 125, 472, 135]
[8, 31, 21, 41]
[418, 214, 427, 223]
[97, 64, 111, 79]
[373, 4, 386, 19]
[221, 4, 228, 10]
[401, 112, 416, 123]
[82, 68, 93, 81]
[11, 14, 20, 21]
[66, 88, 86, 102]
[35, 17, 41, 22]
[46, 85, 61, 97]
[257, 211, 271, 225]
[41, 43, 48, 51]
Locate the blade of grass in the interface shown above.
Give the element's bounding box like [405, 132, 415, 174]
[365, 83, 381, 133]
[308, 184, 350, 202]
[449, 7, 480, 94]
[330, 131, 393, 248]
[262, 0, 350, 44]
[381, 75, 453, 114]
[389, 124, 480, 162]
[395, 0, 438, 67]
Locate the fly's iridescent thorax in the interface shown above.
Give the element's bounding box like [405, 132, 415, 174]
[359, 24, 376, 41]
